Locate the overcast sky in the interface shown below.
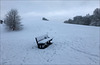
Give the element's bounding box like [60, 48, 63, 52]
[1, 0, 100, 22]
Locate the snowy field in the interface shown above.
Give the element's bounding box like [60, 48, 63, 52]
[0, 19, 100, 65]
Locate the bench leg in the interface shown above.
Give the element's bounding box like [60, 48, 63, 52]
[38, 44, 46, 49]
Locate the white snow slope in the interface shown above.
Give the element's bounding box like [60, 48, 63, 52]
[0, 19, 100, 65]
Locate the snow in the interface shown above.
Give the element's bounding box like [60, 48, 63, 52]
[38, 38, 52, 43]
[0, 19, 100, 65]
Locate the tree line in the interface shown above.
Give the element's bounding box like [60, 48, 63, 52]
[64, 8, 100, 26]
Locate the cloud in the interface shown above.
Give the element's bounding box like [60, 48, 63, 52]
[1, 0, 99, 22]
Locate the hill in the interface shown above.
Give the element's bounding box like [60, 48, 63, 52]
[0, 19, 100, 65]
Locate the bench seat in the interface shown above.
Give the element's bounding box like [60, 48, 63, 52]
[38, 38, 52, 43]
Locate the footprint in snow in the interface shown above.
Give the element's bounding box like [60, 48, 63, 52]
[47, 59, 52, 62]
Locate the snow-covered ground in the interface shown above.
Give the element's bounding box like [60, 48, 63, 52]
[0, 19, 100, 65]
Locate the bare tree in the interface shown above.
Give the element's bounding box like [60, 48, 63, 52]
[4, 9, 22, 31]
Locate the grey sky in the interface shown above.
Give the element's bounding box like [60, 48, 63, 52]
[1, 0, 100, 22]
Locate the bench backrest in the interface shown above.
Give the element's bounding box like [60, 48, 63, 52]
[36, 34, 49, 42]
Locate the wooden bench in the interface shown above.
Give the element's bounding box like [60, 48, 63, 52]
[35, 34, 53, 49]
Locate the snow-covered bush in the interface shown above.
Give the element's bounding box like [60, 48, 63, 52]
[42, 17, 49, 21]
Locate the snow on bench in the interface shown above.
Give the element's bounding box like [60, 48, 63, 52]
[35, 34, 53, 49]
[39, 38, 52, 43]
